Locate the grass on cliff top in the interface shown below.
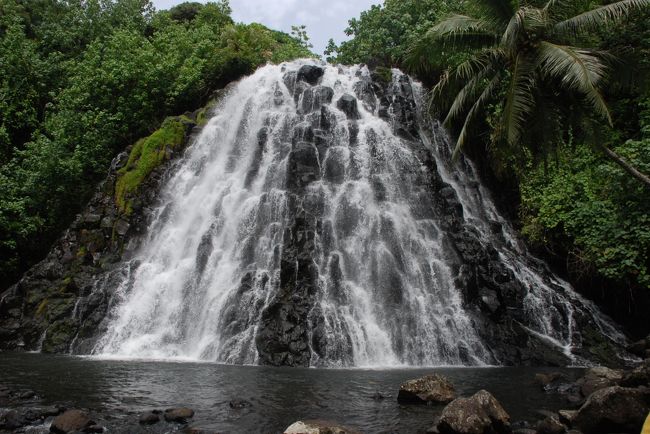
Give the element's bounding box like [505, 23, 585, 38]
[115, 118, 186, 214]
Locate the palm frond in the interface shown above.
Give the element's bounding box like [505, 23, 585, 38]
[443, 68, 495, 126]
[537, 42, 612, 125]
[501, 53, 537, 145]
[453, 73, 504, 159]
[555, 0, 650, 36]
[477, 0, 520, 29]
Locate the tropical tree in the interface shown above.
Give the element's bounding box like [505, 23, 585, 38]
[408, 0, 650, 187]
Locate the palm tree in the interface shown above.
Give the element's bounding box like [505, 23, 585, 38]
[408, 0, 650, 187]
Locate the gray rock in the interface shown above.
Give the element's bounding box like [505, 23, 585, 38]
[284, 420, 361, 434]
[437, 390, 511, 434]
[576, 366, 623, 397]
[397, 374, 456, 405]
[572, 386, 650, 434]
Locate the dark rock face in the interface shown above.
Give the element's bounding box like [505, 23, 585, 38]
[297, 65, 324, 85]
[437, 390, 511, 434]
[572, 386, 650, 434]
[397, 374, 456, 404]
[336, 94, 361, 119]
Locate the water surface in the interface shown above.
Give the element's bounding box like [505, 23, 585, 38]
[0, 353, 582, 433]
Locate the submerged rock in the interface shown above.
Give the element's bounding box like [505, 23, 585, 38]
[50, 409, 94, 433]
[284, 420, 361, 434]
[536, 416, 566, 434]
[397, 374, 456, 405]
[437, 390, 511, 434]
[572, 385, 650, 433]
[164, 407, 195, 423]
[138, 410, 161, 424]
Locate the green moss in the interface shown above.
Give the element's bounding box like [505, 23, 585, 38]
[196, 100, 217, 126]
[36, 299, 48, 317]
[373, 66, 393, 84]
[115, 118, 187, 214]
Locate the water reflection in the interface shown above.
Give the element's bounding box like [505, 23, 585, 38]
[0, 353, 583, 433]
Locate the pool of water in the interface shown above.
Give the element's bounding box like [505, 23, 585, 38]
[0, 352, 583, 433]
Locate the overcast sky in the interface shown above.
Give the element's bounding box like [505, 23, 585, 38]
[151, 0, 382, 55]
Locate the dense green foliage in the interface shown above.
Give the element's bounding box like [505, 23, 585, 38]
[0, 0, 312, 287]
[325, 0, 463, 67]
[333, 0, 650, 295]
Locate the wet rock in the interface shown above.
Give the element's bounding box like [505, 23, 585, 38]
[572, 386, 650, 434]
[0, 409, 26, 430]
[557, 410, 577, 426]
[626, 335, 650, 357]
[620, 359, 650, 387]
[398, 374, 456, 405]
[229, 399, 252, 409]
[534, 372, 567, 391]
[297, 65, 324, 85]
[283, 419, 361, 434]
[50, 409, 94, 433]
[19, 390, 37, 399]
[336, 94, 360, 120]
[139, 410, 161, 424]
[536, 416, 566, 434]
[41, 406, 64, 417]
[84, 425, 104, 433]
[437, 390, 511, 434]
[164, 407, 195, 423]
[372, 392, 386, 400]
[576, 366, 623, 397]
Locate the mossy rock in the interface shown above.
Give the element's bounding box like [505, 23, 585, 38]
[115, 117, 191, 214]
[42, 319, 76, 353]
[372, 66, 393, 84]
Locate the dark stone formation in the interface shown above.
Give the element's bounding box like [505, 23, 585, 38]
[336, 94, 361, 120]
[139, 410, 161, 425]
[297, 65, 324, 85]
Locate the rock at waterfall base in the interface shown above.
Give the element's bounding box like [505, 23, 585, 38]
[50, 409, 94, 433]
[536, 416, 567, 434]
[436, 390, 511, 434]
[283, 420, 361, 434]
[572, 385, 650, 433]
[397, 374, 456, 405]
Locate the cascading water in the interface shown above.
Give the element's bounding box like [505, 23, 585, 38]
[92, 60, 624, 367]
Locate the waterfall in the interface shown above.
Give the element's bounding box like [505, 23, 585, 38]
[92, 61, 624, 367]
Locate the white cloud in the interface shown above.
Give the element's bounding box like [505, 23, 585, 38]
[151, 0, 382, 55]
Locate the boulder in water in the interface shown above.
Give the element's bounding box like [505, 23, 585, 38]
[164, 407, 195, 423]
[283, 420, 361, 434]
[50, 409, 94, 433]
[576, 366, 623, 397]
[229, 399, 252, 409]
[397, 374, 456, 405]
[436, 390, 511, 434]
[536, 416, 567, 434]
[572, 386, 650, 433]
[139, 410, 161, 424]
[620, 359, 650, 387]
[297, 65, 324, 85]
